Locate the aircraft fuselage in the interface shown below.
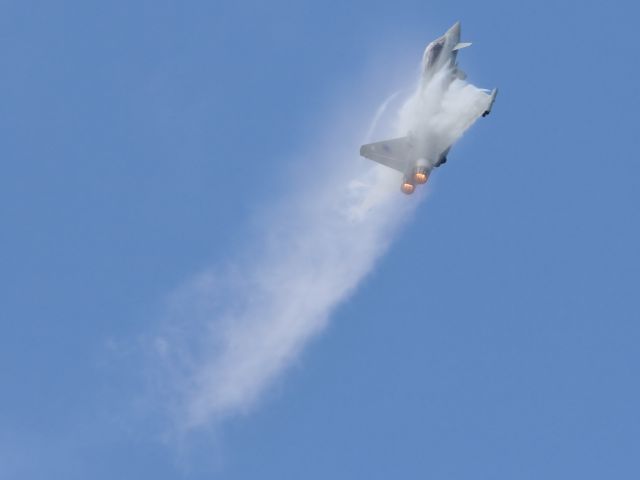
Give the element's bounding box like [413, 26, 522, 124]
[359, 21, 497, 194]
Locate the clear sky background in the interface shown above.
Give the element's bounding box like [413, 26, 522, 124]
[2, 0, 639, 478]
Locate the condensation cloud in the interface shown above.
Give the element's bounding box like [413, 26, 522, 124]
[151, 57, 491, 432]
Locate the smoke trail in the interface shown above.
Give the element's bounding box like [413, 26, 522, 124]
[152, 62, 491, 431]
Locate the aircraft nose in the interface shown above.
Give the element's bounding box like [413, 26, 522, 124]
[447, 21, 461, 38]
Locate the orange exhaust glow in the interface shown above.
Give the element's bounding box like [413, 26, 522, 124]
[401, 182, 415, 194]
[414, 172, 429, 184]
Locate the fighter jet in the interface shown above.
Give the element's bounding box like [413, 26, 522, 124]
[360, 22, 498, 194]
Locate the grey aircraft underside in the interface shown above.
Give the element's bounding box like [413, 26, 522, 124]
[360, 21, 497, 194]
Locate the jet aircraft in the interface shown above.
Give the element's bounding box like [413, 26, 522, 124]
[360, 22, 497, 194]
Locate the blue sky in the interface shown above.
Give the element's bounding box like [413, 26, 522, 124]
[2, 0, 639, 478]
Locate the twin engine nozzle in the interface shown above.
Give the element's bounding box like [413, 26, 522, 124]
[401, 167, 430, 195]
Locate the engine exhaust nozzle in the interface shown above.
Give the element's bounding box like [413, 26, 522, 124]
[401, 180, 415, 195]
[414, 167, 430, 184]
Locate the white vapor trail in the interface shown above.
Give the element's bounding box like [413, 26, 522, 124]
[153, 62, 491, 431]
